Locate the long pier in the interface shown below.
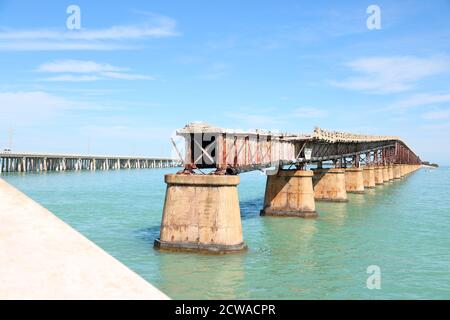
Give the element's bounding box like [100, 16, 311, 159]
[0, 178, 169, 299]
[154, 122, 422, 254]
[0, 152, 180, 173]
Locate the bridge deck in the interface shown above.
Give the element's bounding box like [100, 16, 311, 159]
[175, 122, 420, 173]
[0, 178, 169, 299]
[0, 152, 181, 173]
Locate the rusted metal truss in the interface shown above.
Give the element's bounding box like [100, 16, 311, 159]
[175, 122, 421, 174]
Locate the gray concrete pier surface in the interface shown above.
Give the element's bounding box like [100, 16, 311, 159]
[0, 178, 169, 300]
[0, 152, 180, 173]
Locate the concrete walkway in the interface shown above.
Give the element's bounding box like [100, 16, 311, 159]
[0, 178, 169, 300]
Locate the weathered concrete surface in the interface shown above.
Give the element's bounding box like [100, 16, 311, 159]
[374, 167, 384, 185]
[261, 169, 316, 218]
[382, 166, 389, 183]
[345, 168, 365, 194]
[313, 168, 348, 202]
[394, 164, 402, 179]
[388, 165, 394, 181]
[156, 174, 246, 253]
[362, 167, 376, 188]
[0, 178, 169, 300]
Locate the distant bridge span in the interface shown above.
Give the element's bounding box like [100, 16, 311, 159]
[175, 122, 421, 174]
[0, 152, 180, 173]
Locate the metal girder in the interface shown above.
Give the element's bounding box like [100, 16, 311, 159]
[175, 123, 421, 174]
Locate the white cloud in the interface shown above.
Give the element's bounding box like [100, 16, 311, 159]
[292, 107, 328, 118]
[225, 106, 328, 127]
[390, 93, 450, 110]
[41, 75, 102, 82]
[330, 56, 450, 94]
[100, 72, 153, 80]
[0, 42, 128, 51]
[37, 60, 127, 73]
[0, 91, 97, 125]
[198, 63, 229, 80]
[0, 14, 179, 51]
[422, 109, 450, 120]
[36, 60, 152, 82]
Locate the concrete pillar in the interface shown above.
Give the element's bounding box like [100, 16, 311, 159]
[345, 167, 365, 194]
[363, 167, 376, 188]
[374, 167, 384, 185]
[155, 174, 246, 253]
[313, 168, 348, 202]
[393, 164, 402, 179]
[382, 166, 389, 183]
[260, 169, 316, 218]
[388, 165, 394, 181]
[400, 165, 406, 177]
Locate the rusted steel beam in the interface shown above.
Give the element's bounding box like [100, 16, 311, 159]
[175, 122, 421, 173]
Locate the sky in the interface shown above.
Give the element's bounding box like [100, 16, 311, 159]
[0, 0, 449, 164]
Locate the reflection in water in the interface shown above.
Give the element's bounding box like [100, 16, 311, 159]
[156, 249, 246, 300]
[317, 201, 348, 226]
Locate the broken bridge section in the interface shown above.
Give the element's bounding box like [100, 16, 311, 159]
[174, 122, 421, 174]
[155, 122, 422, 254]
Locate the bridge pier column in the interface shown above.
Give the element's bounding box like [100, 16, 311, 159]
[382, 165, 389, 183]
[313, 168, 348, 202]
[374, 166, 384, 185]
[388, 164, 394, 180]
[345, 167, 365, 194]
[362, 167, 376, 188]
[260, 169, 316, 218]
[400, 165, 405, 177]
[155, 174, 246, 253]
[394, 164, 402, 179]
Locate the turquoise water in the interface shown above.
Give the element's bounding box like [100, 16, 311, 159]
[3, 167, 450, 299]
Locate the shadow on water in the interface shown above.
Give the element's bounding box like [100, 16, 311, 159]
[240, 197, 263, 220]
[134, 225, 161, 244]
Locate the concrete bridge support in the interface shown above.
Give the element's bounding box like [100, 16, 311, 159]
[388, 165, 394, 181]
[363, 167, 376, 188]
[374, 167, 384, 185]
[313, 168, 348, 202]
[260, 169, 316, 218]
[400, 165, 406, 177]
[155, 174, 247, 254]
[382, 166, 389, 183]
[345, 168, 365, 194]
[394, 164, 402, 179]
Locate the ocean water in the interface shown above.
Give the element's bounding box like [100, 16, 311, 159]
[2, 167, 450, 299]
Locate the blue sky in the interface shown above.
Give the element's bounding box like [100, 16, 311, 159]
[0, 0, 449, 164]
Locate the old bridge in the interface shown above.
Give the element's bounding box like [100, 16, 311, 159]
[155, 122, 422, 253]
